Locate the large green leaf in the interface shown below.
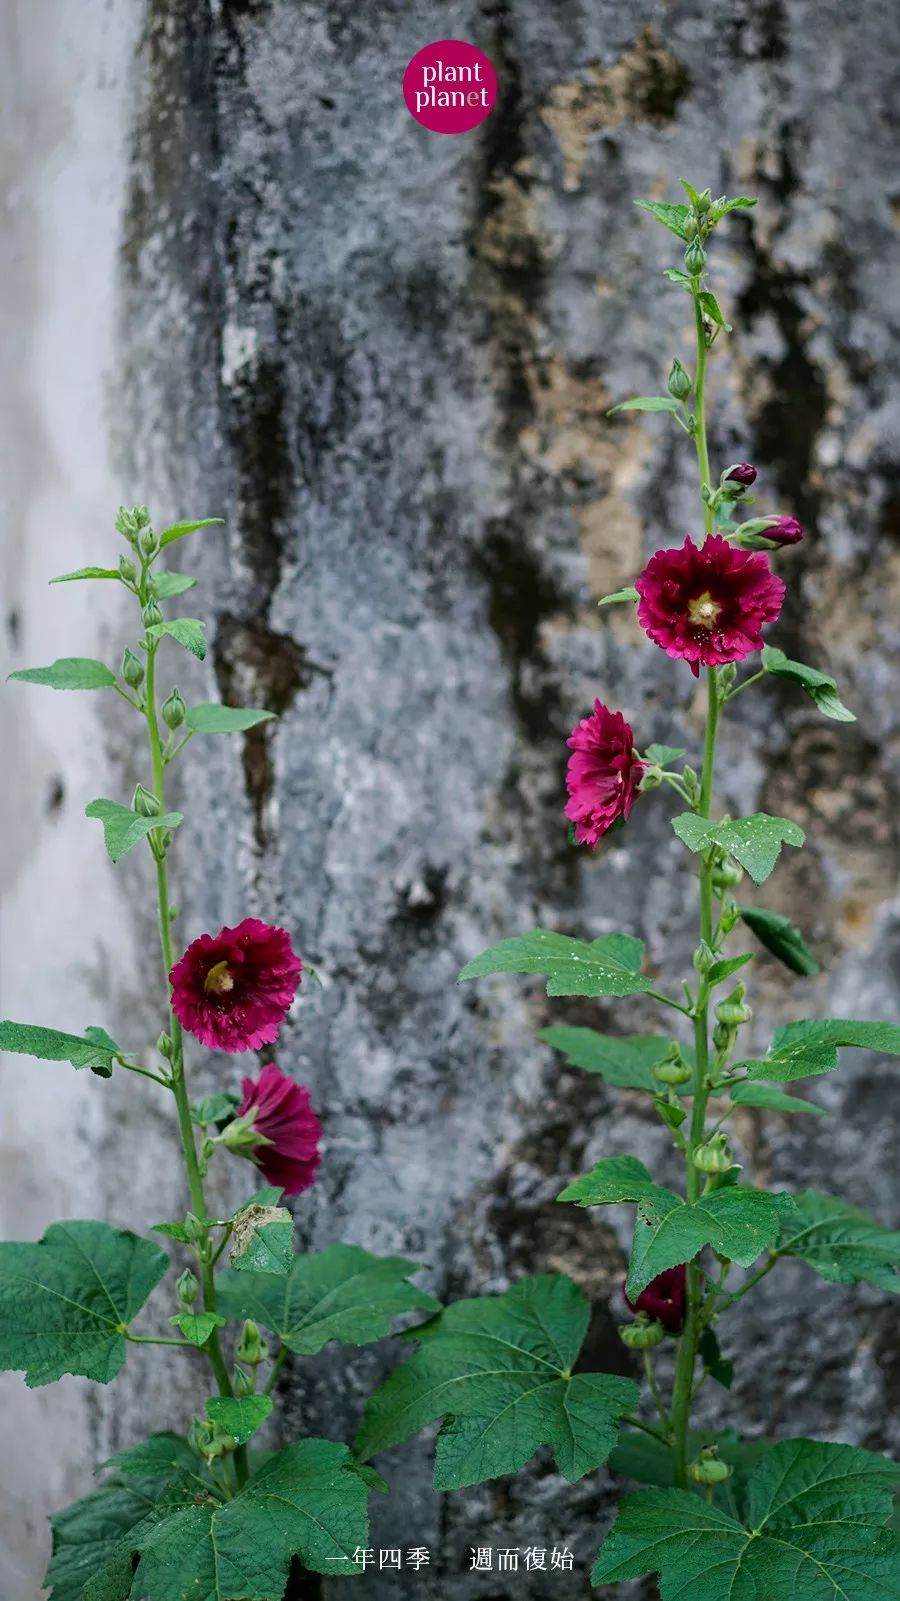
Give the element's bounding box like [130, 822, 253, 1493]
[558, 1156, 788, 1298]
[777, 1191, 900, 1293]
[355, 1274, 638, 1489]
[737, 903, 819, 975]
[45, 1466, 199, 1601]
[206, 1395, 272, 1446]
[146, 617, 207, 661]
[135, 1439, 370, 1591]
[0, 1220, 169, 1386]
[217, 1243, 439, 1355]
[85, 798, 183, 864]
[186, 703, 276, 734]
[738, 1017, 900, 1082]
[0, 1021, 121, 1078]
[730, 1081, 828, 1116]
[592, 1438, 900, 1598]
[762, 644, 856, 722]
[538, 1027, 672, 1089]
[9, 657, 118, 691]
[610, 1428, 772, 1518]
[672, 811, 804, 884]
[459, 930, 653, 998]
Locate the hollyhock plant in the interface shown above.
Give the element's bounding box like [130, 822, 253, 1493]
[169, 916, 302, 1051]
[625, 1264, 686, 1333]
[635, 533, 785, 675]
[1, 503, 440, 1592]
[236, 1063, 322, 1195]
[565, 700, 644, 845]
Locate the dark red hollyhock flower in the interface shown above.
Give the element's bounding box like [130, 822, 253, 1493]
[635, 534, 785, 676]
[170, 918, 302, 1052]
[565, 700, 644, 846]
[236, 1063, 321, 1196]
[764, 515, 803, 546]
[725, 463, 757, 488]
[625, 1264, 687, 1333]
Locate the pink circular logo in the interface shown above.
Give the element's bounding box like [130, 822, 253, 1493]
[403, 40, 497, 135]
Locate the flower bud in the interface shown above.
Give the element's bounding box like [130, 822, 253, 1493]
[233, 1364, 255, 1397]
[696, 188, 712, 215]
[667, 358, 693, 401]
[139, 528, 159, 559]
[638, 766, 662, 792]
[653, 1047, 692, 1087]
[176, 1268, 198, 1307]
[694, 1133, 734, 1174]
[689, 1446, 732, 1485]
[237, 1319, 269, 1366]
[713, 1020, 734, 1054]
[133, 783, 161, 818]
[693, 940, 716, 975]
[162, 688, 187, 730]
[115, 505, 150, 543]
[715, 982, 752, 1028]
[157, 1031, 173, 1059]
[118, 554, 137, 583]
[683, 214, 699, 239]
[619, 1315, 665, 1350]
[711, 856, 743, 891]
[684, 238, 706, 275]
[718, 896, 741, 935]
[184, 1212, 206, 1244]
[121, 648, 145, 689]
[763, 515, 803, 546]
[724, 462, 757, 490]
[142, 598, 163, 629]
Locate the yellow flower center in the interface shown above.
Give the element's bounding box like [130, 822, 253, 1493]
[688, 591, 722, 630]
[203, 959, 235, 996]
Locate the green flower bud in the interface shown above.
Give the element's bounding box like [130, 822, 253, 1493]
[713, 1020, 734, 1054]
[237, 1319, 269, 1367]
[715, 982, 752, 1028]
[693, 940, 716, 975]
[689, 1446, 732, 1485]
[619, 1315, 665, 1350]
[115, 505, 150, 543]
[696, 188, 712, 215]
[142, 598, 162, 629]
[718, 896, 741, 935]
[653, 1047, 692, 1087]
[118, 554, 137, 584]
[176, 1268, 198, 1307]
[233, 1364, 255, 1397]
[684, 214, 699, 239]
[711, 856, 743, 891]
[157, 1031, 173, 1060]
[694, 1133, 734, 1174]
[184, 1212, 206, 1244]
[121, 648, 145, 689]
[133, 783, 161, 818]
[161, 688, 187, 730]
[667, 358, 693, 401]
[684, 239, 706, 275]
[139, 527, 159, 559]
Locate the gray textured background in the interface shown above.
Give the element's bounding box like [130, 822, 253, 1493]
[1, 1, 899, 1597]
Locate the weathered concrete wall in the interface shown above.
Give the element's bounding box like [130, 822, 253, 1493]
[2, 1, 900, 1597]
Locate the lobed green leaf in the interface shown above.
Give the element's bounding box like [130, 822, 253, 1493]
[85, 798, 183, 864]
[730, 1081, 827, 1116]
[206, 1395, 272, 1446]
[169, 1311, 226, 1347]
[153, 571, 197, 599]
[459, 930, 653, 998]
[635, 199, 692, 238]
[672, 811, 805, 884]
[738, 1016, 900, 1083]
[777, 1190, 900, 1292]
[146, 617, 207, 661]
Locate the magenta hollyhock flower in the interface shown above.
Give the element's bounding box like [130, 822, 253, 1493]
[635, 534, 785, 676]
[725, 462, 757, 488]
[764, 515, 803, 546]
[625, 1264, 687, 1333]
[565, 700, 644, 846]
[236, 1063, 321, 1195]
[169, 918, 302, 1052]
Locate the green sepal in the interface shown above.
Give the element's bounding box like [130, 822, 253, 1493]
[190, 1092, 240, 1127]
[0, 1020, 121, 1077]
[0, 1221, 169, 1385]
[169, 1311, 227, 1347]
[186, 704, 277, 734]
[598, 585, 639, 606]
[85, 798, 183, 863]
[672, 811, 804, 884]
[205, 1394, 272, 1446]
[737, 903, 819, 975]
[459, 930, 653, 998]
[218, 1243, 439, 1355]
[146, 617, 207, 661]
[9, 657, 118, 691]
[354, 1274, 639, 1488]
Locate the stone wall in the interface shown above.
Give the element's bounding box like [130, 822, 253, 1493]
[1, 2, 899, 1596]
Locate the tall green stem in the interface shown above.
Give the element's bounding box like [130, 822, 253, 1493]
[144, 638, 248, 1487]
[669, 290, 721, 1487]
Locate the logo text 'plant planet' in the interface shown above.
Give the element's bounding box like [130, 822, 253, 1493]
[403, 40, 496, 134]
